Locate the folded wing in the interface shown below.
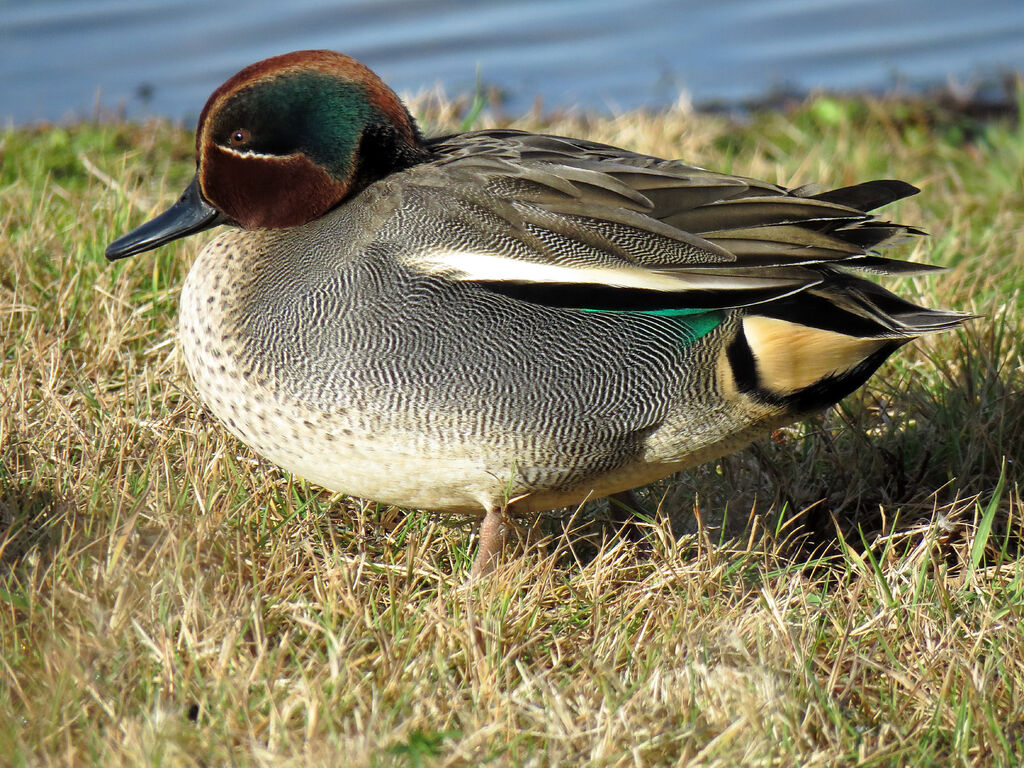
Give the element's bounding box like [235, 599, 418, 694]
[400, 129, 964, 337]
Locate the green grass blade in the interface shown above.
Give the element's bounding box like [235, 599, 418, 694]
[968, 458, 1006, 576]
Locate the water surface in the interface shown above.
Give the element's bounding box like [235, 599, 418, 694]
[2, 0, 1023, 124]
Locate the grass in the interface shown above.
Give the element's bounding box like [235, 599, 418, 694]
[1, 86, 1023, 765]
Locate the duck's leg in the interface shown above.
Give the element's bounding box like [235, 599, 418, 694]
[469, 506, 507, 578]
[608, 489, 648, 542]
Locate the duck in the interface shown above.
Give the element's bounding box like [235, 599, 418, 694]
[106, 50, 964, 577]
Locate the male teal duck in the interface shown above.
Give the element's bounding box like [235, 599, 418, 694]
[107, 50, 964, 576]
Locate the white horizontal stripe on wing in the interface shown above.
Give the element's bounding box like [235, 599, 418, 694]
[408, 250, 806, 293]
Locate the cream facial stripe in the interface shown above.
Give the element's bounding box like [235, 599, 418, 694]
[219, 145, 297, 161]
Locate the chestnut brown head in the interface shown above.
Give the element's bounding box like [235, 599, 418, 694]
[107, 50, 426, 260]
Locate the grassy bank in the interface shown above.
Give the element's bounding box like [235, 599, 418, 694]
[2, 90, 1023, 765]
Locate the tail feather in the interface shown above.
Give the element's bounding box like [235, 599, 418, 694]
[680, 177, 967, 336]
[756, 279, 968, 339]
[809, 179, 919, 212]
[676, 176, 965, 416]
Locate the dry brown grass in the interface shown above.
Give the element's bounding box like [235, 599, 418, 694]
[1, 90, 1023, 765]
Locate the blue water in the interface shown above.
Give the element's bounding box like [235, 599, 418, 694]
[2, 0, 1023, 124]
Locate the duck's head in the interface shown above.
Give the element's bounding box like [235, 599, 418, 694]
[106, 50, 426, 260]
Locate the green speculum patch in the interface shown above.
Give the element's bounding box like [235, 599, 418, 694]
[667, 309, 724, 343]
[582, 306, 725, 343]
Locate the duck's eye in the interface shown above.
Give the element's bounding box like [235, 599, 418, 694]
[227, 128, 251, 147]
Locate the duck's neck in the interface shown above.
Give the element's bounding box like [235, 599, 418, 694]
[348, 111, 431, 197]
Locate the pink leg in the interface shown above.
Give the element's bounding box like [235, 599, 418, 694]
[469, 507, 507, 578]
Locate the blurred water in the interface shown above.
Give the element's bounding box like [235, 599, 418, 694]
[2, 0, 1023, 124]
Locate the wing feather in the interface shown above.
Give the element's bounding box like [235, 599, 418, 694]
[400, 129, 949, 325]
